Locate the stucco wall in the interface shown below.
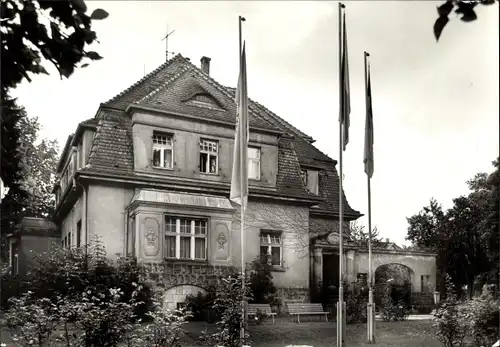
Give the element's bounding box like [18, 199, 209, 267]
[131, 112, 278, 187]
[231, 201, 310, 289]
[355, 250, 436, 292]
[87, 184, 135, 258]
[61, 197, 82, 246]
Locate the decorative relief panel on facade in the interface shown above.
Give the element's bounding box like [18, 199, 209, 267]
[216, 232, 227, 250]
[143, 217, 160, 257]
[327, 232, 340, 244]
[214, 223, 229, 260]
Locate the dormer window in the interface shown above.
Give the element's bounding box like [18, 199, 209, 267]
[199, 139, 218, 174]
[186, 93, 223, 110]
[152, 133, 174, 169]
[301, 169, 319, 195]
[248, 147, 261, 180]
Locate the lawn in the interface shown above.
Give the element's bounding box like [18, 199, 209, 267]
[1, 318, 440, 347]
[182, 318, 440, 347]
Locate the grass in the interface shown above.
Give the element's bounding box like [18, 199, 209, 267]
[1, 318, 440, 347]
[181, 318, 440, 347]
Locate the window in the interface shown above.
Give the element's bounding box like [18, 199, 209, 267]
[301, 169, 319, 195]
[248, 147, 261, 180]
[12, 254, 18, 276]
[77, 221, 82, 247]
[164, 216, 208, 260]
[199, 139, 218, 174]
[421, 275, 431, 293]
[68, 232, 72, 248]
[260, 230, 283, 267]
[152, 133, 174, 169]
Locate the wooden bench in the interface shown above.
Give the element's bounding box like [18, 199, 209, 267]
[287, 303, 329, 323]
[247, 304, 277, 323]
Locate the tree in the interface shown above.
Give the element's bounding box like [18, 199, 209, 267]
[0, 113, 59, 260]
[406, 198, 446, 251]
[406, 160, 499, 298]
[1, 0, 108, 92]
[1, 0, 108, 211]
[434, 0, 497, 41]
[348, 220, 383, 248]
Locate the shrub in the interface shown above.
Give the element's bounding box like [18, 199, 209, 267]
[379, 284, 410, 322]
[185, 285, 217, 321]
[5, 292, 60, 347]
[200, 274, 253, 347]
[465, 292, 499, 347]
[432, 274, 469, 347]
[247, 254, 277, 304]
[345, 291, 367, 324]
[432, 301, 469, 347]
[129, 300, 189, 347]
[27, 242, 153, 321]
[0, 265, 28, 310]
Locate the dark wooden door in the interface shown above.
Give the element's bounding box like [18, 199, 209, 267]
[323, 254, 340, 295]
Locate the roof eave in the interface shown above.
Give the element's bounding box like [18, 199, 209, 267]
[56, 135, 74, 172]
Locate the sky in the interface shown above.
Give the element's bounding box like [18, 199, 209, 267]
[11, 1, 499, 245]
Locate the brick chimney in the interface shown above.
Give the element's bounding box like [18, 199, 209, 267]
[386, 238, 390, 243]
[200, 56, 211, 75]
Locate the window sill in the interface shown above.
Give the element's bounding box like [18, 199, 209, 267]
[163, 258, 209, 265]
[270, 266, 286, 272]
[199, 172, 219, 176]
[152, 166, 175, 171]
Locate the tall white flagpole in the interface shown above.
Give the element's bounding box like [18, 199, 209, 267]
[364, 51, 375, 343]
[238, 15, 247, 345]
[337, 3, 346, 347]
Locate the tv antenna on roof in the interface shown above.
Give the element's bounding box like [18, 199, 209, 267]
[161, 24, 176, 62]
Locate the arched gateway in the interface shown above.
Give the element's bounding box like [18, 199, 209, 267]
[311, 233, 437, 308]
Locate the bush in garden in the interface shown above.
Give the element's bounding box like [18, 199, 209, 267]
[465, 292, 499, 347]
[27, 241, 153, 321]
[127, 300, 190, 347]
[185, 285, 217, 321]
[6, 286, 143, 347]
[200, 274, 253, 347]
[0, 265, 28, 310]
[5, 292, 60, 347]
[432, 274, 470, 347]
[247, 254, 277, 304]
[345, 291, 367, 324]
[379, 284, 411, 322]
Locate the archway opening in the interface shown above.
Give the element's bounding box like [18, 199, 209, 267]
[375, 263, 414, 309]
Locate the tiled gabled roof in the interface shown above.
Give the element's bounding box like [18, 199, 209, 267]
[81, 54, 359, 216]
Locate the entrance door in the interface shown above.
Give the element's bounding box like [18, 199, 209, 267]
[323, 253, 340, 299]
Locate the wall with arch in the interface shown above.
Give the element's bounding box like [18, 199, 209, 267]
[356, 250, 436, 292]
[163, 284, 207, 310]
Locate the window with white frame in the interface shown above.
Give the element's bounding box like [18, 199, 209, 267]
[248, 147, 261, 180]
[260, 230, 283, 267]
[152, 133, 174, 169]
[199, 139, 218, 174]
[164, 216, 208, 260]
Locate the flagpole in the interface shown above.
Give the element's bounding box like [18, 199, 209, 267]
[337, 3, 346, 347]
[364, 51, 375, 343]
[238, 14, 247, 345]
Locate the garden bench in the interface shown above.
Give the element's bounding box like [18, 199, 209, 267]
[247, 303, 276, 323]
[287, 303, 329, 323]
